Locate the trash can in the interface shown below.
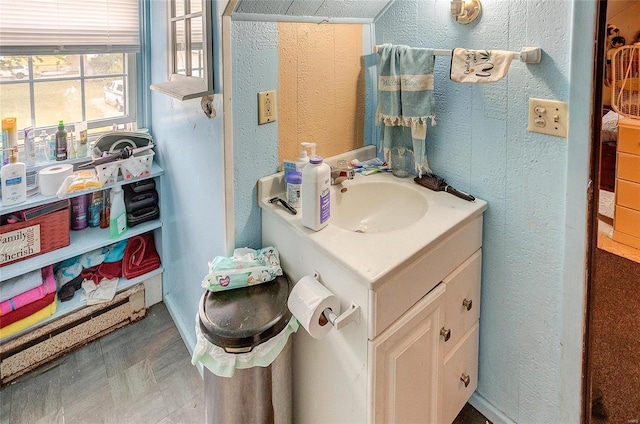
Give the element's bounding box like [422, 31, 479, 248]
[194, 273, 297, 424]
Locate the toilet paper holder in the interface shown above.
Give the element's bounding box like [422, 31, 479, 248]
[314, 271, 361, 330]
[322, 303, 361, 330]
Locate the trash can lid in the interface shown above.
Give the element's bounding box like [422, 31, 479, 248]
[198, 274, 293, 352]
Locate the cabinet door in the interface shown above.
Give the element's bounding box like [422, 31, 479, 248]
[370, 284, 445, 424]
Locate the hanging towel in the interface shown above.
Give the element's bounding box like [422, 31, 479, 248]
[450, 48, 514, 83]
[376, 44, 436, 177]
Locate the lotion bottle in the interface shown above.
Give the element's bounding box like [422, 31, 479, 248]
[109, 185, 127, 238]
[301, 155, 331, 231]
[1, 147, 27, 206]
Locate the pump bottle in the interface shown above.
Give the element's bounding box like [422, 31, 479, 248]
[301, 155, 331, 231]
[1, 147, 27, 206]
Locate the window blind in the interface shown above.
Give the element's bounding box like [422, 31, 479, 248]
[0, 0, 140, 55]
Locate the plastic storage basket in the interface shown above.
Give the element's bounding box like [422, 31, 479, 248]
[95, 162, 120, 186]
[121, 150, 154, 180]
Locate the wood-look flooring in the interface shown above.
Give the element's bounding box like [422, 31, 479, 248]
[0, 303, 204, 424]
[1, 302, 489, 424]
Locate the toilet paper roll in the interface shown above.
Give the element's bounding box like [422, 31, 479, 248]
[38, 164, 73, 196]
[287, 276, 340, 339]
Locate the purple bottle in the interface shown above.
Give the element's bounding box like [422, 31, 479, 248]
[71, 194, 90, 230]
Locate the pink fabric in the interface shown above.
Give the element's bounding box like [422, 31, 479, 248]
[0, 266, 55, 315]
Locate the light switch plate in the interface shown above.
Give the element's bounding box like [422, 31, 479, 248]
[258, 90, 277, 125]
[527, 98, 568, 138]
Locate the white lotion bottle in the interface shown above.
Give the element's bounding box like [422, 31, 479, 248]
[1, 147, 27, 206]
[301, 155, 331, 231]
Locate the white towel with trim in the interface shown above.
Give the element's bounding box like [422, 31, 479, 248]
[450, 48, 513, 83]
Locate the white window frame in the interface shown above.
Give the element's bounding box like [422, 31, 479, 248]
[150, 0, 214, 100]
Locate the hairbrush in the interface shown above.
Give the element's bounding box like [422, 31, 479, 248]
[414, 173, 475, 201]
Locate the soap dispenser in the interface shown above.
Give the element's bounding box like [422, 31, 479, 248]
[296, 142, 316, 172]
[1, 147, 27, 206]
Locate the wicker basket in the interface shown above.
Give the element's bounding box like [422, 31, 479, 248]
[0, 208, 70, 267]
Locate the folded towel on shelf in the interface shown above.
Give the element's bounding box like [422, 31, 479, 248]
[81, 278, 118, 305]
[450, 48, 513, 83]
[0, 266, 56, 315]
[0, 269, 43, 303]
[0, 295, 57, 339]
[122, 233, 161, 280]
[376, 44, 436, 177]
[0, 292, 56, 329]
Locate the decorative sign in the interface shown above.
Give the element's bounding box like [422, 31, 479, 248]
[0, 225, 41, 265]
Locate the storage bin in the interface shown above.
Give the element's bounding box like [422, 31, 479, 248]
[95, 162, 120, 186]
[0, 207, 70, 267]
[121, 150, 154, 180]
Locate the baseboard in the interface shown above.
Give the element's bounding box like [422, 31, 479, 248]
[469, 392, 516, 424]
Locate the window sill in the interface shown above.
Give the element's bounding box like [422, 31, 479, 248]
[150, 75, 214, 101]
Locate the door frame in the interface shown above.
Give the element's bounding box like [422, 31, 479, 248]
[583, 1, 609, 421]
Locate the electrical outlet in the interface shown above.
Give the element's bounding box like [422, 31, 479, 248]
[258, 90, 277, 125]
[527, 98, 568, 138]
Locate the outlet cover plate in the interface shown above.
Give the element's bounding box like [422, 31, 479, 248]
[258, 90, 277, 125]
[528, 98, 568, 138]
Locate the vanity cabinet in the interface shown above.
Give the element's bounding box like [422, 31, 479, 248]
[370, 250, 482, 424]
[613, 117, 640, 249]
[262, 193, 485, 424]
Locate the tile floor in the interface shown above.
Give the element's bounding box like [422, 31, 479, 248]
[1, 302, 490, 424]
[0, 303, 204, 424]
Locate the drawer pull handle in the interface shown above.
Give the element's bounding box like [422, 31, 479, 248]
[440, 327, 451, 342]
[460, 373, 471, 387]
[462, 298, 473, 311]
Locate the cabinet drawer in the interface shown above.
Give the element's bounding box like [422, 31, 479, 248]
[442, 250, 481, 358]
[442, 323, 479, 424]
[617, 153, 640, 183]
[617, 180, 640, 211]
[614, 205, 640, 239]
[618, 119, 640, 155]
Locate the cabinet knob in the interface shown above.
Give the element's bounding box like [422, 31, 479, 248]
[440, 327, 451, 342]
[460, 373, 471, 388]
[462, 298, 473, 311]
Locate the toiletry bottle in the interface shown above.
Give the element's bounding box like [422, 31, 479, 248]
[286, 171, 302, 208]
[2, 117, 17, 149]
[1, 147, 27, 206]
[71, 193, 89, 230]
[301, 155, 331, 231]
[88, 190, 103, 227]
[23, 126, 36, 166]
[47, 134, 56, 161]
[67, 129, 76, 159]
[76, 121, 88, 158]
[109, 185, 127, 238]
[55, 120, 67, 161]
[296, 142, 310, 171]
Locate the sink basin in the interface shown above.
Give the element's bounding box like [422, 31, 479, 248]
[331, 180, 428, 233]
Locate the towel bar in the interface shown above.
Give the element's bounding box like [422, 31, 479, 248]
[374, 44, 541, 64]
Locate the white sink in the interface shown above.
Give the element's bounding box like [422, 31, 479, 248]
[331, 179, 428, 233]
[257, 148, 488, 288]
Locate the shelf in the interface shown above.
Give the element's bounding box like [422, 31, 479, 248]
[0, 266, 164, 344]
[0, 219, 162, 282]
[0, 163, 164, 216]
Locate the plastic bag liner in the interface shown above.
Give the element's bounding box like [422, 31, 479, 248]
[191, 314, 298, 378]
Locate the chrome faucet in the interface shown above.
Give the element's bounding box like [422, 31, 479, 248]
[331, 160, 355, 185]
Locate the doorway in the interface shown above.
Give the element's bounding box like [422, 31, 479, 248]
[586, 1, 640, 422]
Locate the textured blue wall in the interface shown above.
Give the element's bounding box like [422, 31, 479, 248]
[148, 1, 227, 351]
[375, 0, 591, 422]
[232, 21, 280, 250]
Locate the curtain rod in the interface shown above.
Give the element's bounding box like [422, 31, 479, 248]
[373, 44, 542, 64]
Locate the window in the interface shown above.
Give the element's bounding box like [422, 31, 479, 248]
[0, 0, 140, 141]
[150, 0, 214, 100]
